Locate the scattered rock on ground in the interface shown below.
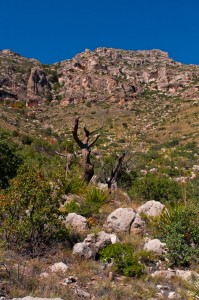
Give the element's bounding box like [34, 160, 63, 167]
[151, 270, 175, 279]
[106, 207, 136, 232]
[63, 212, 88, 232]
[137, 200, 165, 217]
[176, 270, 199, 281]
[49, 262, 69, 273]
[73, 231, 119, 258]
[74, 288, 91, 298]
[130, 213, 146, 234]
[144, 239, 166, 255]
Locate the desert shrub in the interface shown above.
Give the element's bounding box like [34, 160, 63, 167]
[31, 139, 56, 155]
[64, 186, 107, 217]
[187, 176, 199, 202]
[129, 173, 182, 203]
[154, 204, 199, 266]
[80, 186, 108, 217]
[21, 135, 33, 145]
[99, 243, 144, 277]
[64, 199, 80, 214]
[0, 166, 68, 256]
[64, 168, 86, 194]
[0, 139, 22, 189]
[117, 169, 138, 191]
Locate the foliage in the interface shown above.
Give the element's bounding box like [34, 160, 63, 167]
[21, 135, 34, 145]
[0, 139, 22, 189]
[0, 166, 68, 256]
[64, 167, 86, 194]
[186, 278, 199, 299]
[129, 173, 182, 203]
[154, 204, 199, 266]
[80, 186, 108, 217]
[99, 243, 144, 277]
[64, 185, 108, 217]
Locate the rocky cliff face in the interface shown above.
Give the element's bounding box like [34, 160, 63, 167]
[1, 47, 199, 106]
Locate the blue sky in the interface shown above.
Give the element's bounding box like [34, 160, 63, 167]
[1, 0, 199, 64]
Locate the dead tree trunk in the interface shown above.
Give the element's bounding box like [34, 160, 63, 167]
[102, 152, 126, 191]
[72, 116, 102, 183]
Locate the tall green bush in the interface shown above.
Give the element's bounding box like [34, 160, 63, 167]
[0, 140, 22, 189]
[99, 243, 144, 277]
[0, 166, 68, 256]
[154, 204, 199, 266]
[129, 174, 182, 203]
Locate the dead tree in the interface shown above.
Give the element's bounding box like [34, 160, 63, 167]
[102, 152, 126, 191]
[72, 116, 102, 183]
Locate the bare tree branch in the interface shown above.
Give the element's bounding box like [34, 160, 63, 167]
[89, 134, 100, 148]
[103, 152, 126, 189]
[72, 116, 84, 148]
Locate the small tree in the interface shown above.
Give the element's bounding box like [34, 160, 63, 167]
[0, 165, 67, 256]
[0, 139, 22, 189]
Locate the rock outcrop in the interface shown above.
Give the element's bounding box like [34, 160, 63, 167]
[73, 231, 119, 258]
[1, 47, 199, 107]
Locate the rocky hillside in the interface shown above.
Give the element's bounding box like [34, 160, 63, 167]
[1, 47, 199, 107]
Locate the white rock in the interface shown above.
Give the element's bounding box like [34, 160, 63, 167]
[144, 239, 166, 255]
[130, 213, 146, 234]
[73, 231, 119, 259]
[106, 207, 136, 232]
[151, 270, 175, 280]
[168, 292, 176, 299]
[137, 200, 165, 217]
[50, 262, 68, 273]
[110, 233, 120, 244]
[74, 288, 91, 298]
[64, 213, 88, 232]
[176, 270, 199, 281]
[73, 242, 95, 259]
[40, 272, 49, 278]
[193, 165, 199, 171]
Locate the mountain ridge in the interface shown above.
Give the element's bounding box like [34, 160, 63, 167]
[1, 47, 199, 108]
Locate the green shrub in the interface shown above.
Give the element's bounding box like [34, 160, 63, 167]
[80, 186, 107, 217]
[64, 199, 80, 214]
[64, 185, 107, 217]
[99, 243, 144, 277]
[154, 204, 199, 266]
[0, 140, 22, 189]
[129, 174, 182, 203]
[65, 168, 85, 194]
[21, 135, 33, 145]
[0, 166, 68, 256]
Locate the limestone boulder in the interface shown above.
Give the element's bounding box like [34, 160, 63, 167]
[73, 242, 95, 259]
[64, 213, 88, 232]
[130, 213, 146, 234]
[106, 208, 136, 232]
[73, 231, 119, 259]
[144, 239, 166, 255]
[137, 200, 165, 217]
[49, 262, 69, 273]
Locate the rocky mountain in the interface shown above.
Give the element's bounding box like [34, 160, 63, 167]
[1, 47, 199, 107]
